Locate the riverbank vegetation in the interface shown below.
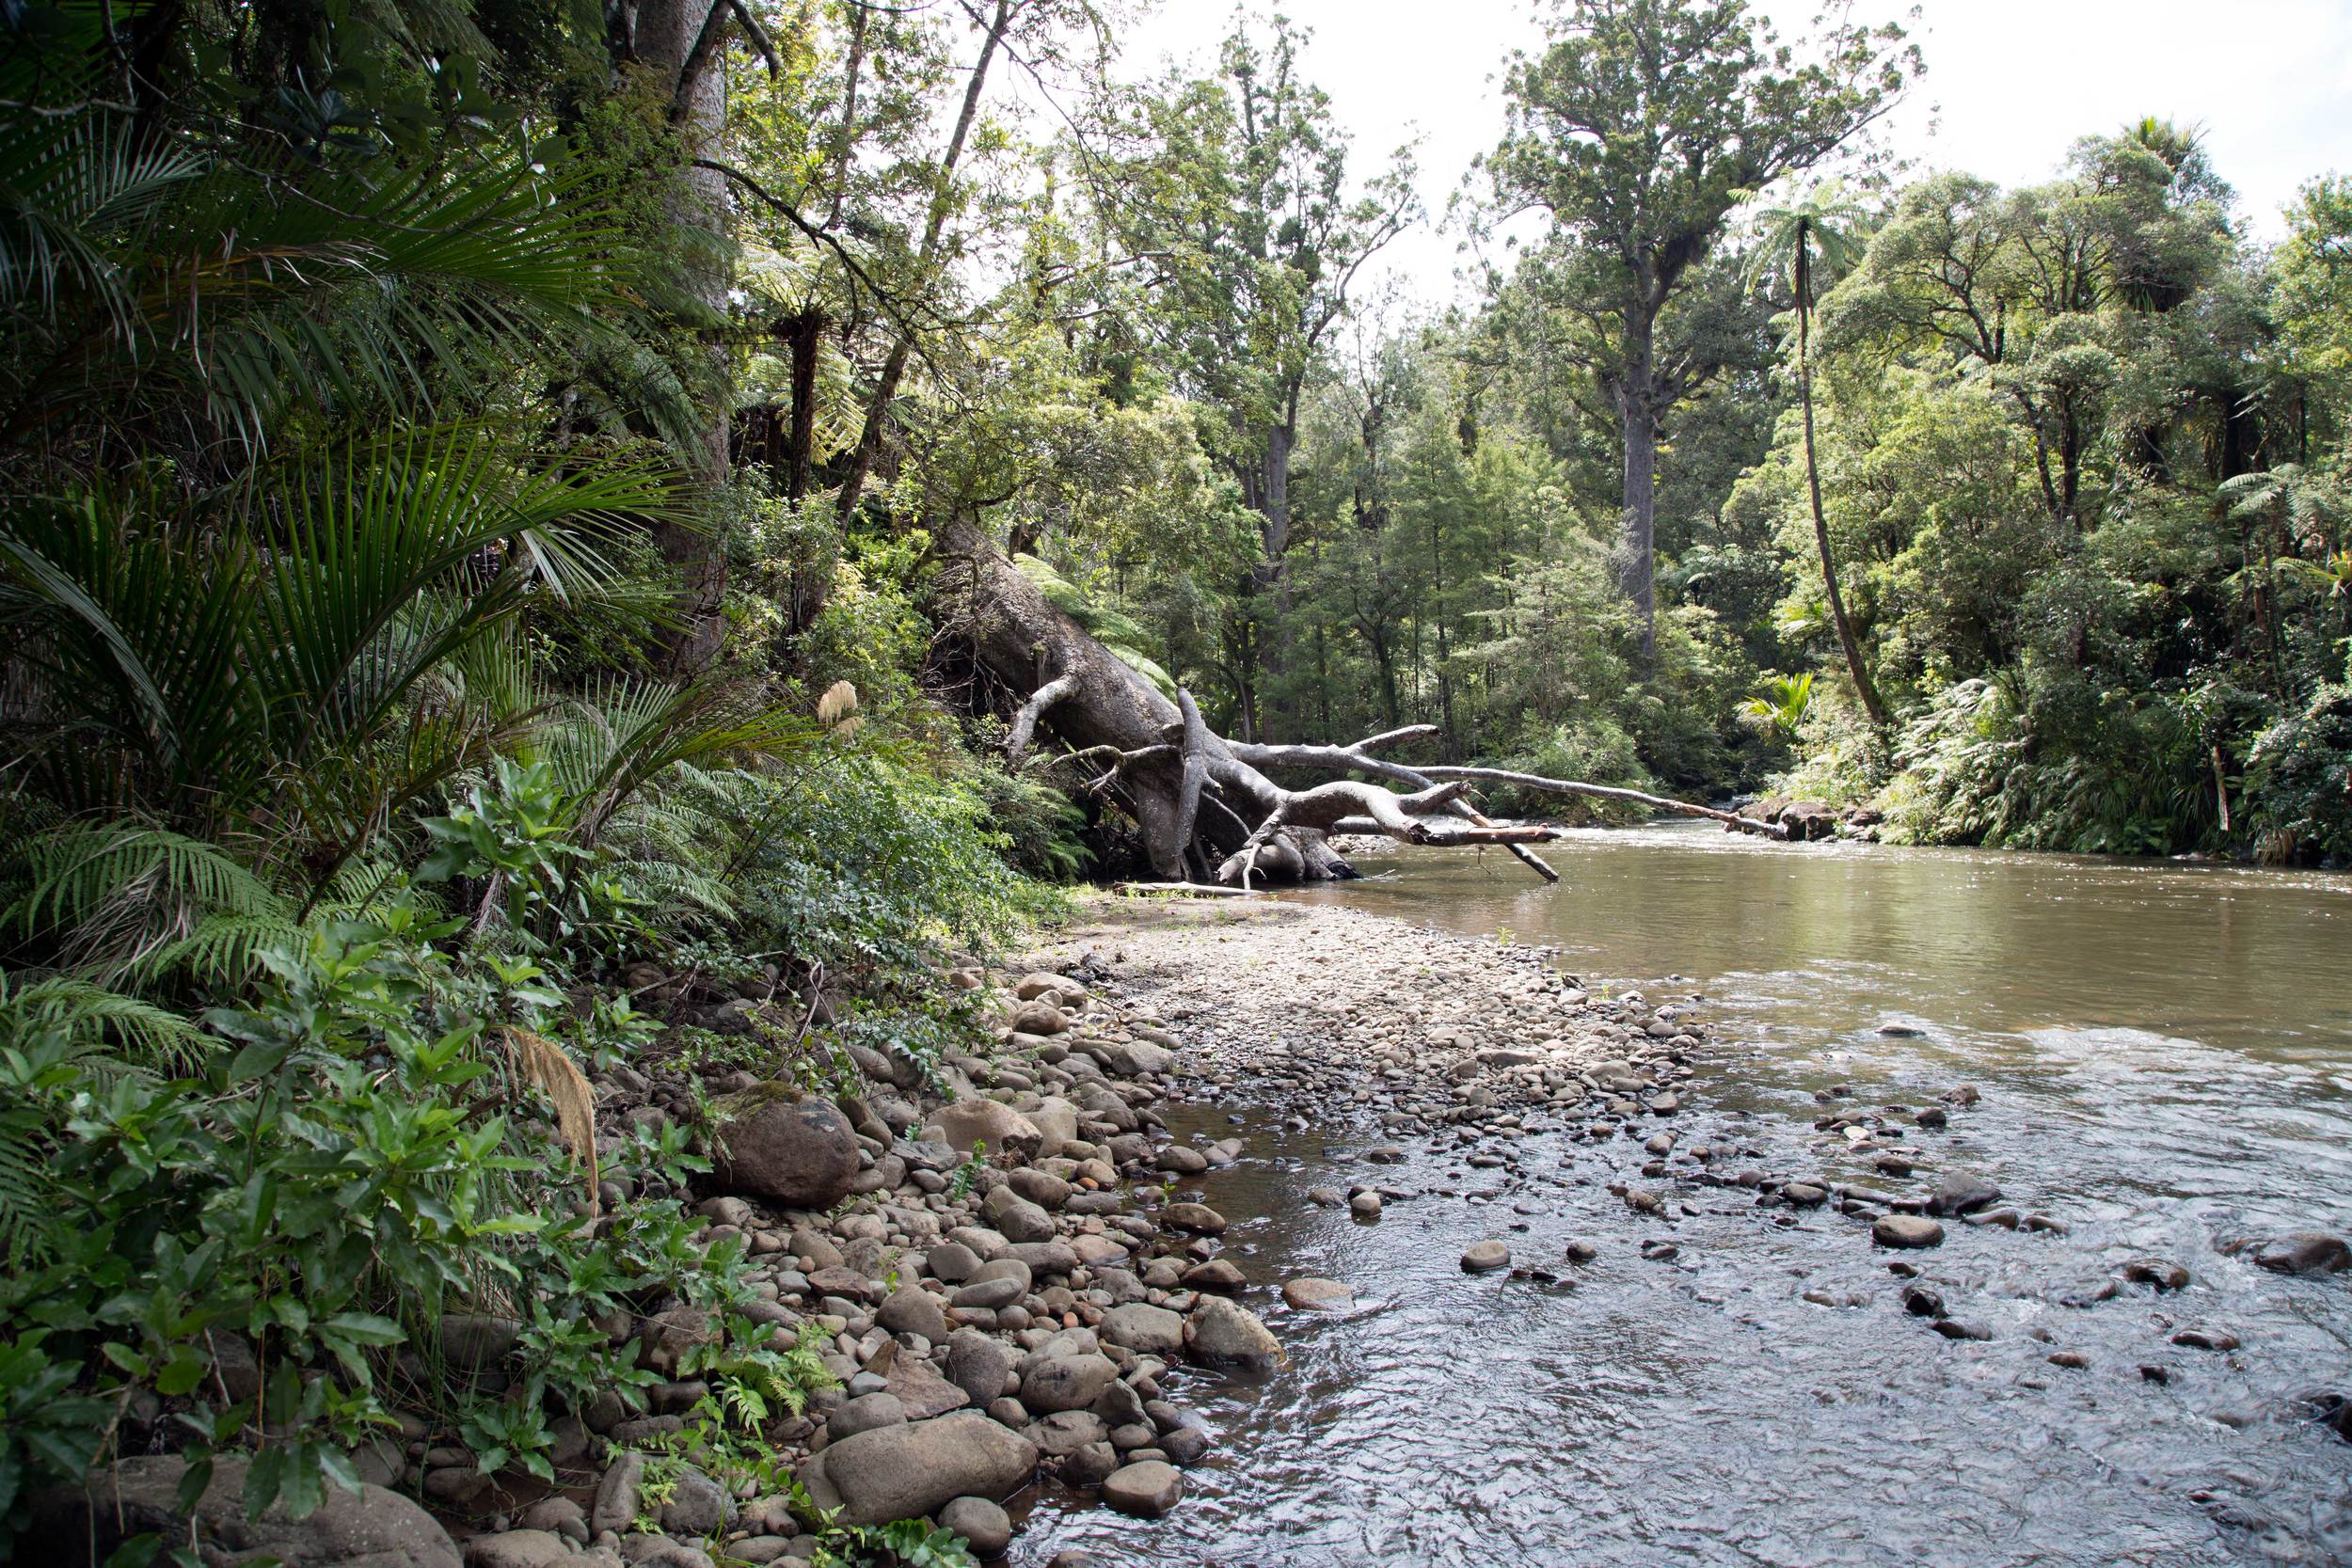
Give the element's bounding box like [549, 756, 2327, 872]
[0, 0, 2346, 1560]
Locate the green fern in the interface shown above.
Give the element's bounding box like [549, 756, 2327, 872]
[5, 823, 289, 977]
[0, 971, 201, 1069]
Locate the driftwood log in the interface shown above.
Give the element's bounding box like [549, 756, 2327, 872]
[932, 515, 1786, 885]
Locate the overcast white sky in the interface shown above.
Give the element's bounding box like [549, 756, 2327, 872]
[1108, 0, 2352, 305]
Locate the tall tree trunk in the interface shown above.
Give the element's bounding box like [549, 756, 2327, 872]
[1311, 618, 1330, 735]
[1228, 421, 1296, 741]
[1797, 300, 1887, 727]
[1367, 625, 1400, 728]
[639, 0, 734, 673]
[784, 308, 822, 501]
[1260, 421, 1293, 558]
[1427, 499, 1456, 753]
[834, 0, 1012, 524]
[1616, 323, 1659, 665]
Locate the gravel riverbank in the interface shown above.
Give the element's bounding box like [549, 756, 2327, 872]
[1041, 895, 1707, 1145]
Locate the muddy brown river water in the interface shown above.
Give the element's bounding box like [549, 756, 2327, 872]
[1018, 824, 2352, 1567]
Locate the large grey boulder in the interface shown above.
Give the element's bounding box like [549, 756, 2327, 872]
[1102, 1459, 1184, 1517]
[1078, 1038, 1173, 1078]
[1073, 1081, 1137, 1132]
[1024, 1098, 1082, 1157]
[591, 1450, 647, 1536]
[707, 1087, 860, 1210]
[938, 1496, 1012, 1557]
[983, 1186, 1057, 1244]
[438, 1314, 522, 1380]
[1010, 1000, 1070, 1036]
[1184, 1296, 1281, 1370]
[1019, 1352, 1119, 1414]
[797, 1413, 1038, 1526]
[1097, 1303, 1184, 1356]
[877, 1285, 950, 1343]
[882, 1356, 972, 1420]
[32, 1456, 458, 1568]
[658, 1467, 735, 1536]
[462, 1532, 572, 1568]
[930, 1101, 1043, 1159]
[945, 1328, 1016, 1407]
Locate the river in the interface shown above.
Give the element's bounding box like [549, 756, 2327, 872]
[1019, 823, 2352, 1567]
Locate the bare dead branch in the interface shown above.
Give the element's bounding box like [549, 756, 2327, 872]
[1412, 766, 1789, 839]
[1005, 673, 1077, 766]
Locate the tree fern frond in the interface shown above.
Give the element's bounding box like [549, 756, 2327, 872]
[129, 912, 304, 993]
[7, 823, 288, 956]
[0, 971, 201, 1070]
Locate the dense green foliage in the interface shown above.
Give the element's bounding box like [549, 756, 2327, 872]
[0, 1, 1050, 1559]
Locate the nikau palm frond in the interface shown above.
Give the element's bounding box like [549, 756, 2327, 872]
[535, 676, 821, 847]
[1, 106, 631, 457]
[0, 435, 680, 863]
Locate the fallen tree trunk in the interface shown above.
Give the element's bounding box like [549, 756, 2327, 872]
[930, 513, 1786, 879]
[932, 514, 1343, 879]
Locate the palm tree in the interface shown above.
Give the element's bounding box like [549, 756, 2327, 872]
[1746, 182, 1888, 729]
[0, 79, 739, 975]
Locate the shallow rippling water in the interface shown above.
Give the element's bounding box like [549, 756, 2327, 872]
[1019, 825, 2352, 1567]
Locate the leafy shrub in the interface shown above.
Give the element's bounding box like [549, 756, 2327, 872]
[1878, 673, 2217, 854]
[1485, 717, 1656, 824]
[0, 893, 764, 1553]
[2241, 684, 2352, 864]
[724, 753, 1052, 991]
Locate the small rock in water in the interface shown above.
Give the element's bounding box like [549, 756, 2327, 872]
[1876, 1021, 1928, 1037]
[1900, 1285, 1946, 1319]
[1163, 1202, 1227, 1235]
[2171, 1327, 2241, 1352]
[1564, 1240, 1598, 1264]
[1180, 1259, 1247, 1292]
[2251, 1233, 2352, 1275]
[1931, 1318, 1993, 1341]
[1461, 1240, 1512, 1274]
[1349, 1191, 1383, 1220]
[2122, 1258, 2190, 1291]
[1872, 1214, 1946, 1249]
[1102, 1460, 1184, 1517]
[1184, 1297, 1281, 1369]
[1925, 1172, 2001, 1217]
[2048, 1351, 2090, 1370]
[940, 1496, 1012, 1556]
